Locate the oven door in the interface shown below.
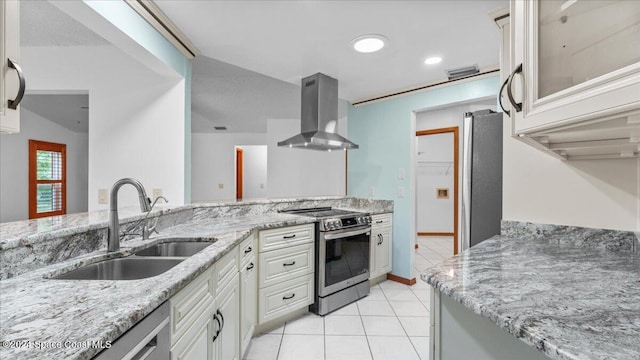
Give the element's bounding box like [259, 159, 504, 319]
[318, 225, 371, 297]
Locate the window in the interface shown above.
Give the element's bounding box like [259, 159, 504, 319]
[29, 140, 66, 219]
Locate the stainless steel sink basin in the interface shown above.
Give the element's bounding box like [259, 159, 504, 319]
[134, 241, 214, 257]
[53, 258, 183, 280]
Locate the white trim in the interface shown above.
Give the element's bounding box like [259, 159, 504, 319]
[124, 0, 199, 59]
[352, 69, 499, 107]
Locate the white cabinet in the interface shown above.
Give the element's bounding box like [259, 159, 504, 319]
[215, 272, 240, 360]
[257, 224, 315, 325]
[1, 0, 23, 134]
[505, 0, 640, 160]
[171, 308, 215, 360]
[239, 234, 257, 357]
[170, 244, 241, 360]
[370, 213, 392, 279]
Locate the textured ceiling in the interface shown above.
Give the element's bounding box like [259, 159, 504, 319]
[20, 0, 109, 46]
[192, 56, 301, 133]
[21, 94, 89, 133]
[156, 0, 507, 102]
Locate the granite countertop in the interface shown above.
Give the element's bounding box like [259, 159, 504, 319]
[0, 212, 314, 360]
[421, 222, 640, 360]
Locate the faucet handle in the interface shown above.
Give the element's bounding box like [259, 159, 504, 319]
[143, 218, 160, 240]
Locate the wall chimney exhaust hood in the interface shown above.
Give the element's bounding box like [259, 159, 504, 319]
[278, 73, 359, 151]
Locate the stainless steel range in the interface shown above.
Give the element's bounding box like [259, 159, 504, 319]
[280, 207, 372, 315]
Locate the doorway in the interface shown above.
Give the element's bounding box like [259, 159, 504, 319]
[415, 127, 459, 257]
[235, 147, 243, 199]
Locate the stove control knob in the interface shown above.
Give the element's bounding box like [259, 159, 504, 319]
[333, 220, 342, 229]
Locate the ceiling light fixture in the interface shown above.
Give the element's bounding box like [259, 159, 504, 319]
[424, 56, 442, 65]
[352, 34, 387, 53]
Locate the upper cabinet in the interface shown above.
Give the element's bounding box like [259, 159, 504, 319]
[504, 0, 640, 160]
[1, 0, 23, 134]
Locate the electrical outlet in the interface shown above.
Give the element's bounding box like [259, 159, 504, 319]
[260, 183, 264, 189]
[369, 186, 375, 197]
[398, 168, 405, 180]
[98, 189, 108, 204]
[398, 186, 405, 198]
[152, 188, 163, 199]
[218, 183, 224, 189]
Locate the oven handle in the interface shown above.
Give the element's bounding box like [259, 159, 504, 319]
[323, 227, 371, 240]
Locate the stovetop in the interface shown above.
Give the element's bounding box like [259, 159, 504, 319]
[279, 207, 372, 231]
[279, 207, 358, 219]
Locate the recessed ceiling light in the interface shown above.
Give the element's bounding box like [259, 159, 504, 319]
[424, 56, 442, 65]
[352, 34, 387, 53]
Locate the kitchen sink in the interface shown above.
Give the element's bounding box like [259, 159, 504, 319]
[133, 241, 214, 257]
[53, 258, 184, 280]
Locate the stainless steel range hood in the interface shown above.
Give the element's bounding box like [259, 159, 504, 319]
[277, 73, 359, 151]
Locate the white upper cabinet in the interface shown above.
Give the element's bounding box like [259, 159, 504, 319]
[505, 0, 640, 160]
[1, 0, 23, 134]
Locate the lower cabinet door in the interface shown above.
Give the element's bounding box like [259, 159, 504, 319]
[171, 308, 215, 360]
[376, 229, 392, 275]
[216, 273, 240, 360]
[240, 259, 257, 357]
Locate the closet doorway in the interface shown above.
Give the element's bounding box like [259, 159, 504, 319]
[415, 127, 459, 255]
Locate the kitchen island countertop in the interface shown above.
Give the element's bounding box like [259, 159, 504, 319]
[421, 221, 640, 360]
[0, 197, 393, 360]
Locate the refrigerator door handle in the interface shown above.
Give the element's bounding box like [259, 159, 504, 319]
[460, 114, 473, 252]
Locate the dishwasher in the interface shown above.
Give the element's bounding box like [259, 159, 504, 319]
[94, 301, 170, 360]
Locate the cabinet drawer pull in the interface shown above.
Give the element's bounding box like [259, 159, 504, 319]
[506, 63, 523, 113]
[283, 234, 296, 239]
[244, 246, 253, 254]
[246, 262, 254, 270]
[282, 293, 296, 300]
[498, 77, 511, 117]
[283, 261, 296, 267]
[7, 59, 26, 110]
[376, 220, 384, 224]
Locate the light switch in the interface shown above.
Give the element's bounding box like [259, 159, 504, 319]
[398, 168, 405, 180]
[398, 186, 405, 198]
[98, 189, 108, 204]
[369, 186, 375, 197]
[152, 188, 163, 199]
[218, 183, 224, 189]
[260, 183, 264, 189]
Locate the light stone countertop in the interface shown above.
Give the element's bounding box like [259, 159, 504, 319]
[421, 222, 640, 360]
[0, 212, 315, 360]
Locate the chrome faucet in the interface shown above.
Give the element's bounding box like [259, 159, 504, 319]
[108, 178, 152, 252]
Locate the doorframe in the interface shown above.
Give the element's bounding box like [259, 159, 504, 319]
[415, 127, 460, 255]
[235, 147, 243, 199]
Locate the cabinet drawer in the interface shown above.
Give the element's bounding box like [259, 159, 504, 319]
[170, 268, 215, 344]
[258, 273, 314, 324]
[215, 247, 239, 290]
[258, 242, 314, 289]
[259, 224, 315, 252]
[239, 233, 257, 268]
[371, 213, 392, 229]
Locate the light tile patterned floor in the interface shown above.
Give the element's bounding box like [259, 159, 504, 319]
[243, 236, 453, 360]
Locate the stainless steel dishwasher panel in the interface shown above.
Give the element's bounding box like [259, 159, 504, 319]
[94, 302, 170, 360]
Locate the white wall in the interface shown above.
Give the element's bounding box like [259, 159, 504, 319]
[241, 145, 268, 199]
[191, 133, 266, 201]
[266, 115, 347, 198]
[21, 46, 185, 211]
[416, 132, 454, 233]
[0, 108, 88, 222]
[503, 123, 640, 231]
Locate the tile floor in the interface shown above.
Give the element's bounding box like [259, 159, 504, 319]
[243, 236, 454, 360]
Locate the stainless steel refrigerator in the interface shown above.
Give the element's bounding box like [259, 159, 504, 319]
[461, 110, 503, 250]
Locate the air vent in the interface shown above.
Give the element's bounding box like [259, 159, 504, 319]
[446, 65, 479, 81]
[214, 126, 227, 131]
